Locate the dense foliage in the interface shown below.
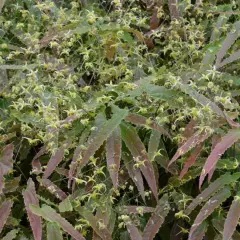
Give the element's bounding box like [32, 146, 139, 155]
[1, 0, 240, 239]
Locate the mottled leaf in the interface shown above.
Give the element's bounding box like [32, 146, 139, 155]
[125, 113, 170, 138]
[120, 123, 158, 200]
[169, 129, 211, 166]
[30, 204, 85, 240]
[189, 187, 231, 238]
[41, 178, 67, 200]
[179, 143, 204, 179]
[0, 200, 13, 234]
[22, 179, 42, 240]
[106, 127, 121, 189]
[188, 222, 208, 240]
[47, 222, 63, 240]
[185, 173, 240, 215]
[142, 194, 170, 240]
[223, 193, 240, 240]
[199, 129, 240, 188]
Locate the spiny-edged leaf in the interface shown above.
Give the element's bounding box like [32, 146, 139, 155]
[59, 197, 73, 213]
[216, 21, 240, 68]
[47, 222, 63, 240]
[180, 84, 225, 118]
[189, 187, 231, 238]
[76, 206, 112, 240]
[30, 204, 85, 240]
[43, 141, 70, 179]
[179, 143, 204, 179]
[185, 173, 240, 215]
[169, 129, 211, 166]
[181, 120, 197, 145]
[188, 222, 208, 240]
[3, 176, 21, 193]
[78, 107, 128, 172]
[120, 122, 158, 200]
[106, 127, 121, 189]
[122, 206, 155, 214]
[142, 194, 170, 240]
[125, 113, 170, 138]
[2, 229, 19, 240]
[0, 200, 13, 234]
[32, 145, 47, 173]
[208, 134, 222, 183]
[22, 178, 42, 240]
[218, 49, 240, 69]
[199, 129, 240, 188]
[122, 151, 145, 201]
[148, 130, 161, 162]
[122, 218, 142, 240]
[0, 144, 14, 193]
[223, 192, 240, 240]
[40, 178, 67, 200]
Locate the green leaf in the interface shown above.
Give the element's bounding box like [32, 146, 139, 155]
[47, 222, 63, 240]
[59, 198, 73, 213]
[2, 229, 19, 240]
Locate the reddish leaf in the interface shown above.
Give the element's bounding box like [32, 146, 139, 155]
[168, 0, 180, 20]
[0, 200, 13, 234]
[0, 144, 14, 193]
[181, 120, 197, 146]
[125, 221, 142, 240]
[122, 152, 145, 201]
[125, 113, 171, 138]
[199, 129, 240, 188]
[123, 206, 155, 214]
[185, 173, 240, 215]
[188, 222, 208, 240]
[106, 127, 121, 189]
[150, 8, 160, 30]
[41, 179, 67, 200]
[179, 142, 204, 179]
[32, 145, 47, 173]
[208, 134, 222, 182]
[223, 193, 240, 240]
[30, 204, 85, 240]
[189, 187, 231, 238]
[142, 194, 170, 240]
[22, 179, 42, 240]
[43, 141, 70, 179]
[120, 123, 158, 200]
[169, 129, 211, 166]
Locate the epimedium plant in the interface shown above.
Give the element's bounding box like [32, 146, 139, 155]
[0, 0, 240, 239]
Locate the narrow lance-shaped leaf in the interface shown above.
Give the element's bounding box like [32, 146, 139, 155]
[223, 192, 240, 240]
[0, 200, 13, 234]
[179, 143, 204, 179]
[199, 129, 240, 188]
[216, 21, 240, 68]
[120, 122, 158, 200]
[185, 173, 240, 215]
[106, 127, 121, 189]
[22, 179, 42, 240]
[77, 108, 128, 173]
[47, 222, 63, 240]
[188, 222, 208, 240]
[168, 0, 180, 20]
[76, 206, 112, 240]
[30, 204, 85, 240]
[189, 187, 231, 238]
[43, 141, 70, 179]
[122, 218, 142, 240]
[122, 151, 145, 201]
[142, 194, 170, 240]
[217, 49, 240, 69]
[2, 229, 19, 240]
[40, 178, 67, 200]
[125, 113, 171, 138]
[0, 144, 14, 193]
[148, 130, 161, 162]
[169, 129, 211, 166]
